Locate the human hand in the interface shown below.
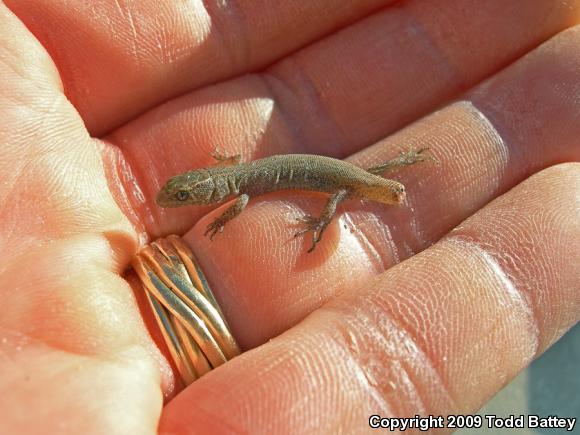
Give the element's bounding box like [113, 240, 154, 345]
[0, 1, 579, 433]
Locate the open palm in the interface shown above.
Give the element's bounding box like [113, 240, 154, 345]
[1, 1, 579, 433]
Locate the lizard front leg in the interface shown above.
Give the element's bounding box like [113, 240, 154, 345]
[366, 147, 433, 175]
[210, 147, 242, 167]
[295, 189, 348, 253]
[205, 194, 249, 239]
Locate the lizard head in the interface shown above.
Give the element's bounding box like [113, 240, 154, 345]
[156, 169, 215, 207]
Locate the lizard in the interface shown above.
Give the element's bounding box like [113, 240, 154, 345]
[156, 149, 431, 252]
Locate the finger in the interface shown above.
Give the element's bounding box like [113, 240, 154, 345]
[113, 1, 580, 235]
[159, 163, 580, 434]
[5, 0, 395, 134]
[147, 26, 580, 351]
[0, 4, 162, 432]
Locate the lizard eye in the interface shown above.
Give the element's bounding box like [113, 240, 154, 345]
[176, 190, 189, 201]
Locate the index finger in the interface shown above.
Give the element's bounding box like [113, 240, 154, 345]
[6, 0, 395, 134]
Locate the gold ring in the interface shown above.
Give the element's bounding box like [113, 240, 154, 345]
[131, 235, 240, 385]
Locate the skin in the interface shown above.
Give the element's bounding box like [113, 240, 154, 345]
[156, 151, 428, 252]
[0, 1, 579, 434]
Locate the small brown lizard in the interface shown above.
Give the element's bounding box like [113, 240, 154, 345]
[157, 149, 430, 252]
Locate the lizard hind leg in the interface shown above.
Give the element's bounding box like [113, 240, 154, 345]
[294, 190, 348, 253]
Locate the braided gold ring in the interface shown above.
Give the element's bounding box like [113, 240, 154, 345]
[132, 235, 240, 385]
